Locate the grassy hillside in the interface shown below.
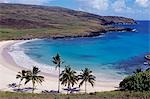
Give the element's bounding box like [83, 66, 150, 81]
[0, 3, 136, 40]
[0, 91, 150, 99]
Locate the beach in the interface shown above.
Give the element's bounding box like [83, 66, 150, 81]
[0, 40, 120, 93]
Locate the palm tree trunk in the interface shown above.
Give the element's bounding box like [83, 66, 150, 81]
[32, 82, 35, 93]
[85, 81, 87, 93]
[58, 66, 60, 93]
[18, 80, 21, 89]
[67, 83, 70, 94]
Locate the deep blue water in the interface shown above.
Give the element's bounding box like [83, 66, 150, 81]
[21, 21, 150, 79]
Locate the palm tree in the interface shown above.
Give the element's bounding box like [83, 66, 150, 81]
[60, 66, 78, 94]
[52, 53, 63, 93]
[78, 68, 96, 93]
[146, 68, 150, 71]
[133, 68, 142, 74]
[16, 70, 28, 89]
[25, 66, 44, 93]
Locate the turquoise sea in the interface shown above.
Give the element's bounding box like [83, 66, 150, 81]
[21, 21, 150, 80]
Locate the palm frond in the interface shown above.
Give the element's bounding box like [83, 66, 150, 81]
[78, 68, 96, 89]
[60, 66, 77, 88]
[25, 77, 31, 85]
[79, 80, 84, 87]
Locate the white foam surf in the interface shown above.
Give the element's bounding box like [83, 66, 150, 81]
[8, 39, 59, 76]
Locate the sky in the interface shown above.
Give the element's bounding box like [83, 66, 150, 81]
[0, 0, 150, 20]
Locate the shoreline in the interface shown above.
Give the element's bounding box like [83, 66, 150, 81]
[0, 40, 120, 93]
[1, 40, 26, 72]
[0, 25, 136, 41]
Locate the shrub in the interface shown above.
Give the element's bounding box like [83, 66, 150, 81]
[119, 70, 150, 91]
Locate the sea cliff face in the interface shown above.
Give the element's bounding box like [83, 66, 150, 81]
[0, 3, 136, 40]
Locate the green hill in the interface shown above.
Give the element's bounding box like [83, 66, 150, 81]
[0, 3, 136, 40]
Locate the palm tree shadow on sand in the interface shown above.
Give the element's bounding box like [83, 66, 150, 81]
[8, 83, 35, 92]
[41, 90, 59, 94]
[63, 87, 80, 94]
[41, 87, 80, 94]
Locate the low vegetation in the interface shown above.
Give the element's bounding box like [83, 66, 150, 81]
[120, 69, 150, 91]
[0, 91, 150, 99]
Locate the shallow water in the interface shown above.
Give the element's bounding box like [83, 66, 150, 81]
[20, 21, 150, 80]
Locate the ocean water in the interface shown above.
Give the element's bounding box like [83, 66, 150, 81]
[19, 21, 149, 81]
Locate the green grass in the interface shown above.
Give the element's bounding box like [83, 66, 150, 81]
[0, 91, 150, 99]
[0, 24, 104, 40]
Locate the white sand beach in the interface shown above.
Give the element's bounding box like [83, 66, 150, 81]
[0, 40, 120, 93]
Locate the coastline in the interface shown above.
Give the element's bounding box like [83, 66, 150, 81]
[0, 40, 120, 93]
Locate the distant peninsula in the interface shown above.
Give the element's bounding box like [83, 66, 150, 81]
[0, 3, 136, 40]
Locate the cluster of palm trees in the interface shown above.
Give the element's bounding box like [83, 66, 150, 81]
[52, 54, 96, 94]
[16, 66, 44, 93]
[16, 53, 96, 94]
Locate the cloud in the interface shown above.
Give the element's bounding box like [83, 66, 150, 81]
[111, 0, 133, 14]
[112, 0, 127, 12]
[0, 0, 53, 5]
[0, 0, 149, 20]
[77, 0, 109, 11]
[76, 0, 149, 20]
[135, 0, 150, 7]
[0, 0, 9, 3]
